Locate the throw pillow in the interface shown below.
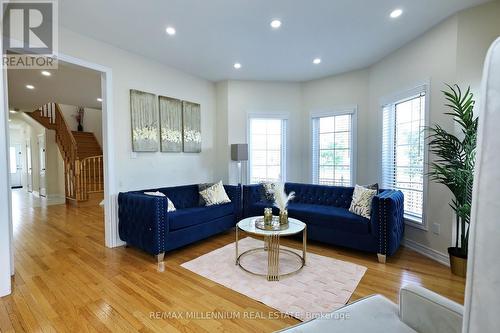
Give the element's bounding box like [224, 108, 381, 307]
[198, 182, 215, 206]
[144, 191, 176, 212]
[166, 198, 176, 212]
[199, 181, 231, 206]
[349, 185, 377, 219]
[144, 191, 165, 197]
[260, 182, 276, 202]
[363, 183, 379, 192]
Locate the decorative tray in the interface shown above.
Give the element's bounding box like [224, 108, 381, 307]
[254, 217, 289, 231]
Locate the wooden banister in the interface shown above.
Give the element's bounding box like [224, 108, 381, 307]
[76, 155, 104, 201]
[30, 103, 104, 203]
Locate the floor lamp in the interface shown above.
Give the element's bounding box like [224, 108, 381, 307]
[231, 144, 248, 185]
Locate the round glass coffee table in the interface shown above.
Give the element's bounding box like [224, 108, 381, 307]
[235, 216, 307, 281]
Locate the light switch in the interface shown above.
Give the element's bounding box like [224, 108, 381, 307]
[432, 223, 440, 235]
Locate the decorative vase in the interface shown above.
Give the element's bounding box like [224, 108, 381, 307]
[279, 209, 288, 226]
[264, 208, 273, 226]
[448, 247, 467, 277]
[77, 123, 83, 132]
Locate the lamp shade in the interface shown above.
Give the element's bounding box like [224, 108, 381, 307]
[231, 144, 248, 161]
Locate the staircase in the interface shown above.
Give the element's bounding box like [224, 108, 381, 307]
[27, 103, 104, 204]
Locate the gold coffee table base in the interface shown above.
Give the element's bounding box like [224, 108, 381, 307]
[235, 220, 307, 281]
[236, 246, 305, 281]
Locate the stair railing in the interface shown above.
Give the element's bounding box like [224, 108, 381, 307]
[31, 103, 104, 202]
[50, 103, 80, 200]
[76, 155, 104, 201]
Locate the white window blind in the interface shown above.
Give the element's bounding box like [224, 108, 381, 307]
[382, 90, 426, 223]
[249, 117, 287, 184]
[312, 113, 354, 186]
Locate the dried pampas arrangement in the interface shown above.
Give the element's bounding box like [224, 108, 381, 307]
[271, 183, 295, 211]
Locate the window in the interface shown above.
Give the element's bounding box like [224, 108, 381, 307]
[312, 111, 355, 186]
[248, 117, 287, 184]
[382, 86, 428, 225]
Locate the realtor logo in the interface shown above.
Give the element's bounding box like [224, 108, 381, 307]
[2, 0, 58, 69]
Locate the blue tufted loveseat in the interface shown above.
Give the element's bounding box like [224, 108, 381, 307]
[118, 184, 241, 261]
[243, 182, 404, 261]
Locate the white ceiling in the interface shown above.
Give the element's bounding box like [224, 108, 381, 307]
[58, 0, 490, 82]
[7, 61, 102, 111]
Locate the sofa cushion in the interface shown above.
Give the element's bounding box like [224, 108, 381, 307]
[156, 185, 200, 209]
[285, 183, 354, 208]
[288, 203, 370, 235]
[246, 202, 279, 215]
[169, 203, 234, 231]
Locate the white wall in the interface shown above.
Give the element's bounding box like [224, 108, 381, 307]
[302, 69, 370, 183]
[214, 81, 229, 183]
[59, 104, 103, 147]
[457, 1, 500, 93]
[44, 130, 65, 198]
[58, 27, 218, 192]
[218, 80, 304, 185]
[82, 108, 103, 147]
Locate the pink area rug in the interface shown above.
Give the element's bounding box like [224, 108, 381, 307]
[181, 237, 367, 321]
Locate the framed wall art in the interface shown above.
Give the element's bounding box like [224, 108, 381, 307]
[159, 96, 183, 152]
[182, 101, 201, 153]
[130, 89, 158, 152]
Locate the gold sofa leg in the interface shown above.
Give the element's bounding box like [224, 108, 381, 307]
[377, 253, 387, 263]
[157, 252, 165, 272]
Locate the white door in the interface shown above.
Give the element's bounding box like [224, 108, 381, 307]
[26, 139, 33, 192]
[38, 134, 47, 197]
[9, 144, 23, 188]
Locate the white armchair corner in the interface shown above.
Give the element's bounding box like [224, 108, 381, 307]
[399, 285, 463, 333]
[276, 284, 463, 333]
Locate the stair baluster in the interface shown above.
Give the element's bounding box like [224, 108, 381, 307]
[26, 103, 104, 203]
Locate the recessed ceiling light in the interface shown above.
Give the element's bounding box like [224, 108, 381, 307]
[313, 58, 322, 65]
[97, 98, 102, 102]
[270, 19, 282, 29]
[165, 26, 176, 36]
[26, 84, 35, 90]
[233, 62, 242, 69]
[41, 70, 51, 76]
[390, 9, 403, 18]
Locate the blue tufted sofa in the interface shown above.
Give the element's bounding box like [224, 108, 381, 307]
[243, 182, 404, 261]
[118, 184, 241, 262]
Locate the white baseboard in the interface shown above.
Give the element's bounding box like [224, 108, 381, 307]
[0, 285, 11, 297]
[402, 238, 450, 267]
[105, 193, 125, 248]
[46, 194, 65, 200]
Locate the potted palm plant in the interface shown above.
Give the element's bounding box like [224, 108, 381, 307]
[428, 84, 478, 277]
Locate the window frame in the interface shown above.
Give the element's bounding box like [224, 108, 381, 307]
[310, 106, 357, 187]
[380, 83, 430, 230]
[247, 113, 288, 184]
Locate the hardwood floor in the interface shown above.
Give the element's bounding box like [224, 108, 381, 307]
[0, 190, 465, 332]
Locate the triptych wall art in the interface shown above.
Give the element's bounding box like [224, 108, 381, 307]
[130, 89, 201, 153]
